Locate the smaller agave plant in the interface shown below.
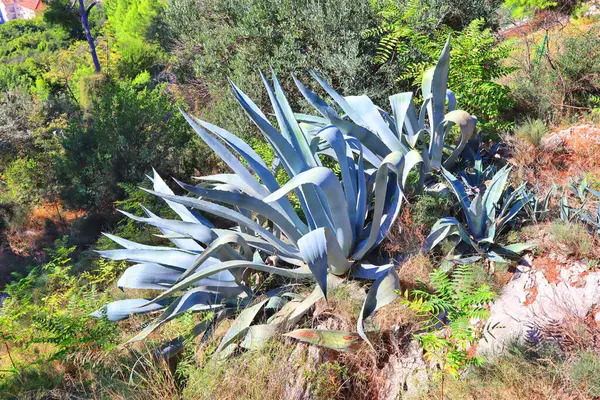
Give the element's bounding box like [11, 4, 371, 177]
[424, 165, 534, 263]
[295, 37, 477, 178]
[91, 70, 423, 356]
[581, 187, 600, 235]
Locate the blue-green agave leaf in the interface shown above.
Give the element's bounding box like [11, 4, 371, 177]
[263, 167, 352, 255]
[216, 298, 271, 354]
[357, 268, 400, 349]
[91, 299, 167, 322]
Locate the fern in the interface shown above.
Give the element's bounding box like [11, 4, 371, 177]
[401, 265, 496, 378]
[365, 1, 515, 133]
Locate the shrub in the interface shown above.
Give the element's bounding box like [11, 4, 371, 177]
[163, 0, 398, 136]
[510, 27, 600, 122]
[0, 88, 36, 158]
[55, 78, 201, 212]
[0, 238, 121, 360]
[366, 8, 514, 134]
[0, 155, 59, 227]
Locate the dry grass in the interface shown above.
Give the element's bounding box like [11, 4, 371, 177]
[397, 254, 434, 292]
[549, 221, 598, 259]
[6, 201, 85, 256]
[383, 205, 427, 257]
[183, 339, 296, 400]
[503, 130, 571, 191]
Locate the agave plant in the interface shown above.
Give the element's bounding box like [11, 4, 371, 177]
[458, 152, 498, 192]
[526, 184, 555, 223]
[293, 37, 477, 178]
[581, 188, 600, 235]
[424, 166, 534, 263]
[91, 71, 423, 355]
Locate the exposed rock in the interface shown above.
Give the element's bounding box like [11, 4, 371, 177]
[375, 340, 429, 400]
[478, 253, 600, 357]
[283, 344, 323, 400]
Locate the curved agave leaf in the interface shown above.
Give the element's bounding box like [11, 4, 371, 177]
[497, 191, 535, 231]
[140, 205, 206, 252]
[193, 117, 307, 233]
[345, 95, 409, 154]
[285, 329, 361, 351]
[97, 248, 199, 270]
[344, 136, 369, 240]
[144, 260, 313, 307]
[389, 92, 418, 142]
[357, 268, 400, 348]
[117, 209, 216, 246]
[149, 168, 212, 227]
[176, 181, 303, 245]
[482, 165, 512, 221]
[350, 262, 394, 280]
[263, 167, 352, 255]
[182, 111, 270, 199]
[129, 288, 226, 342]
[297, 228, 352, 299]
[211, 229, 305, 266]
[292, 74, 340, 120]
[353, 150, 423, 259]
[177, 233, 253, 282]
[117, 263, 241, 293]
[142, 189, 299, 256]
[317, 126, 358, 230]
[91, 299, 167, 322]
[424, 217, 480, 253]
[216, 298, 270, 354]
[424, 36, 451, 169]
[302, 71, 392, 160]
[440, 167, 472, 224]
[441, 110, 477, 170]
[194, 173, 262, 197]
[263, 70, 317, 168]
[117, 263, 180, 290]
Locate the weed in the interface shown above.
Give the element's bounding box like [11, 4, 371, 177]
[305, 361, 349, 399]
[515, 118, 549, 148]
[568, 351, 600, 398]
[549, 221, 596, 258]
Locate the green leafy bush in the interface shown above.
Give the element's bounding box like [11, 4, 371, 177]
[366, 11, 514, 134]
[504, 0, 558, 18]
[55, 78, 200, 212]
[511, 28, 600, 122]
[104, 0, 166, 77]
[163, 0, 399, 136]
[0, 238, 121, 360]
